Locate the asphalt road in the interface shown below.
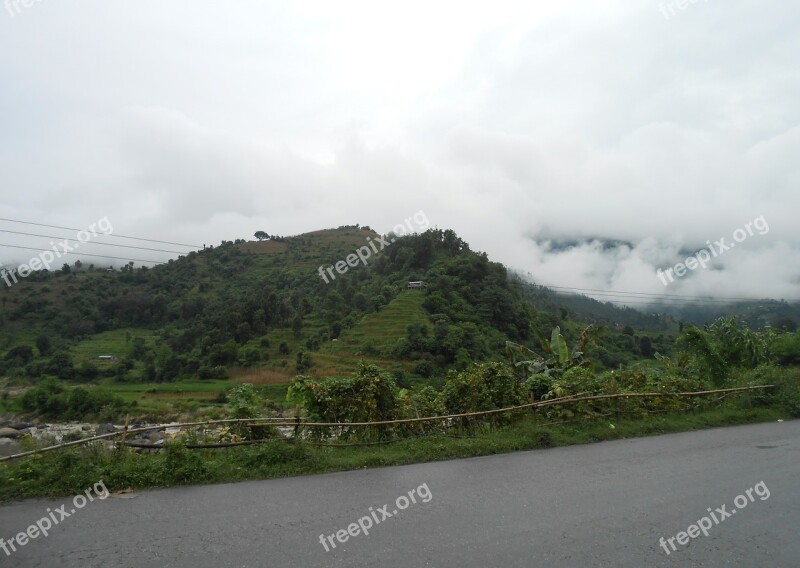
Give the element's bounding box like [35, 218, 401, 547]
[1, 420, 798, 567]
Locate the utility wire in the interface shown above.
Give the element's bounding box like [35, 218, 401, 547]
[530, 283, 799, 305]
[0, 218, 201, 248]
[539, 284, 774, 302]
[547, 290, 799, 305]
[549, 290, 759, 305]
[0, 243, 164, 265]
[0, 229, 187, 254]
[0, 222, 793, 302]
[600, 299, 746, 306]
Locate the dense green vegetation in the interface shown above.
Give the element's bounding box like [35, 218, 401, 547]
[284, 319, 799, 441]
[1, 229, 535, 384]
[19, 377, 131, 421]
[1, 226, 798, 500]
[1, 227, 695, 418]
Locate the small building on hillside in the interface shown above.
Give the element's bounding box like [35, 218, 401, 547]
[407, 281, 428, 289]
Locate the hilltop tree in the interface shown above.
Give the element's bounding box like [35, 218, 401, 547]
[254, 231, 270, 241]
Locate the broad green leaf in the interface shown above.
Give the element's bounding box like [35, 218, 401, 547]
[551, 326, 569, 365]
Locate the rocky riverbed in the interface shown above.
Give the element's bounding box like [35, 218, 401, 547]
[0, 419, 187, 457]
[0, 417, 292, 457]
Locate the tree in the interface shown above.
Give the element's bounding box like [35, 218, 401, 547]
[129, 337, 147, 360]
[296, 350, 313, 373]
[47, 351, 76, 380]
[291, 314, 303, 338]
[638, 336, 654, 357]
[36, 335, 53, 356]
[254, 231, 269, 241]
[4, 345, 34, 366]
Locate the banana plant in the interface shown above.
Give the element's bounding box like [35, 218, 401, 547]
[505, 325, 596, 381]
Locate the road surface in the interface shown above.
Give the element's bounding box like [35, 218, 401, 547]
[1, 420, 798, 567]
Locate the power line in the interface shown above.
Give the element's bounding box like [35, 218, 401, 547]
[539, 284, 771, 302]
[527, 281, 799, 307]
[543, 284, 748, 300]
[549, 289, 754, 305]
[543, 288, 799, 306]
[0, 243, 164, 265]
[0, 218, 201, 248]
[0, 229, 188, 254]
[601, 299, 743, 306]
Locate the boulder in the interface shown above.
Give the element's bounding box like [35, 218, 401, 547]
[0, 438, 20, 458]
[97, 423, 117, 435]
[0, 427, 20, 439]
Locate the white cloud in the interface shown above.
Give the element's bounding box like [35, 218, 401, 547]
[0, 0, 798, 302]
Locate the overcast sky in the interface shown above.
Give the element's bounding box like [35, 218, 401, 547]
[1, 1, 798, 304]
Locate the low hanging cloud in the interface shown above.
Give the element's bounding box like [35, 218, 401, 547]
[0, 0, 797, 305]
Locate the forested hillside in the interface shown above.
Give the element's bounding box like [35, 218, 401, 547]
[1, 226, 797, 423]
[0, 227, 679, 386]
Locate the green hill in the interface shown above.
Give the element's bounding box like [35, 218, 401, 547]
[2, 225, 793, 417]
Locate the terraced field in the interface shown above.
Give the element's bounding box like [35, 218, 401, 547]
[35, 290, 429, 414]
[71, 328, 157, 362]
[312, 290, 429, 375]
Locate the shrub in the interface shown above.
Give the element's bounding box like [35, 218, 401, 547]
[4, 345, 34, 366]
[398, 386, 446, 435]
[20, 379, 128, 420]
[439, 362, 523, 414]
[524, 373, 553, 400]
[772, 332, 800, 366]
[414, 360, 433, 378]
[288, 364, 400, 440]
[743, 366, 800, 417]
[161, 442, 209, 484]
